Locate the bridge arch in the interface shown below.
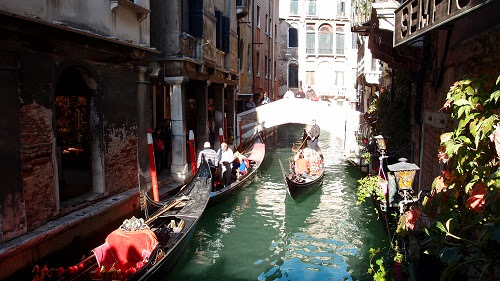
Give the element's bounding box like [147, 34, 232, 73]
[236, 98, 359, 146]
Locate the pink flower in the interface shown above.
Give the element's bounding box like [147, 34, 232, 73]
[466, 183, 487, 213]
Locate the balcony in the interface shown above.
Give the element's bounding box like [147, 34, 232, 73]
[110, 0, 150, 22]
[364, 71, 382, 85]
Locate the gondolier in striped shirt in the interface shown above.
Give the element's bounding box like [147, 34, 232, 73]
[197, 142, 218, 168]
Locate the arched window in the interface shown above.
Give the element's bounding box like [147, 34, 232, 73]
[288, 61, 299, 88]
[318, 24, 333, 54]
[288, 27, 298, 48]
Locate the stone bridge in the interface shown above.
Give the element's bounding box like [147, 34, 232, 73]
[236, 98, 361, 152]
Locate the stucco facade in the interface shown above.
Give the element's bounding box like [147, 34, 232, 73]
[278, 0, 357, 100]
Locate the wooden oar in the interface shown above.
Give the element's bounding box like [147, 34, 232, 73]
[145, 197, 189, 224]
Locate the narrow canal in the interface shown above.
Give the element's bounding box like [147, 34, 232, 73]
[167, 124, 389, 280]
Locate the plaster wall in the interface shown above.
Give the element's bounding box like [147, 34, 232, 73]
[0, 0, 150, 46]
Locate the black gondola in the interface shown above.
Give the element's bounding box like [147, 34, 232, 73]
[279, 131, 324, 200]
[209, 134, 266, 205]
[36, 158, 212, 281]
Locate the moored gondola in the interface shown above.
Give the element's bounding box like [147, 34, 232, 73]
[208, 134, 266, 205]
[279, 132, 324, 200]
[34, 158, 212, 281]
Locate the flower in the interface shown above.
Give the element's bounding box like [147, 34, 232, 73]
[405, 207, 421, 230]
[466, 183, 487, 213]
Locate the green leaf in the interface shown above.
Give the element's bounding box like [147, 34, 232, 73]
[454, 99, 471, 106]
[436, 221, 447, 233]
[439, 247, 460, 263]
[445, 218, 452, 232]
[496, 75, 500, 85]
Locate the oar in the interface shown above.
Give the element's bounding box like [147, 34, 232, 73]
[145, 196, 190, 224]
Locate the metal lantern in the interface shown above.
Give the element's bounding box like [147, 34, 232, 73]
[387, 158, 420, 190]
[374, 135, 388, 154]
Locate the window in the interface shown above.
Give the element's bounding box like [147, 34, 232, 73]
[306, 71, 315, 86]
[337, 0, 346, 17]
[215, 10, 222, 49]
[288, 62, 299, 88]
[336, 25, 345, 55]
[288, 27, 298, 47]
[275, 24, 277, 41]
[307, 0, 316, 15]
[269, 18, 272, 36]
[306, 23, 315, 54]
[247, 44, 252, 73]
[265, 55, 268, 78]
[239, 39, 244, 72]
[265, 14, 268, 34]
[256, 51, 260, 76]
[335, 71, 344, 87]
[318, 24, 333, 54]
[274, 61, 277, 81]
[257, 5, 261, 28]
[290, 0, 298, 15]
[268, 57, 272, 79]
[188, 0, 203, 38]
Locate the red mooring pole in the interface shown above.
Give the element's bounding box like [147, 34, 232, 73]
[238, 117, 242, 152]
[146, 129, 159, 202]
[219, 127, 224, 146]
[188, 130, 197, 174]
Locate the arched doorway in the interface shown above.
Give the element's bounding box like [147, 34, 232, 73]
[55, 66, 96, 202]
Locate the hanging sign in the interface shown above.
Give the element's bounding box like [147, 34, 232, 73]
[394, 0, 493, 47]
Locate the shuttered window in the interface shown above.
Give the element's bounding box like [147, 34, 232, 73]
[222, 15, 230, 53]
[288, 27, 298, 47]
[189, 0, 203, 38]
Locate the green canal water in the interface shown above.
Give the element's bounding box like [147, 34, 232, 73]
[167, 124, 389, 281]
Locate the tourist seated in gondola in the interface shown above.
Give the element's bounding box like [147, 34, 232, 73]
[294, 151, 308, 176]
[234, 152, 249, 177]
[302, 148, 322, 176]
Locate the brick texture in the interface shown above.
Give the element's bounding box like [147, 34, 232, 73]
[19, 103, 57, 230]
[105, 132, 138, 194]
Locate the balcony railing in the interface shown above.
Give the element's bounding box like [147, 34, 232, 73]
[351, 0, 373, 27]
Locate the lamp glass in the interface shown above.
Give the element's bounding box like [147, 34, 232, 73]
[394, 170, 416, 190]
[374, 135, 387, 151]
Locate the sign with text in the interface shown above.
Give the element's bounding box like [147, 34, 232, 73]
[394, 0, 493, 47]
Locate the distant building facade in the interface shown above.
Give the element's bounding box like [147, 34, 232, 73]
[278, 0, 357, 100]
[150, 0, 239, 180]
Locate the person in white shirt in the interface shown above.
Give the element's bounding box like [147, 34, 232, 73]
[217, 142, 234, 187]
[284, 88, 295, 99]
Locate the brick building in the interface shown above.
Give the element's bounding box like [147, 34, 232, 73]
[351, 0, 500, 193]
[0, 1, 155, 278]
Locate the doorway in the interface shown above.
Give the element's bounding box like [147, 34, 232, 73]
[55, 67, 94, 201]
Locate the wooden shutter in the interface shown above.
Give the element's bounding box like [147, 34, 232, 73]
[222, 16, 230, 53]
[189, 0, 203, 38]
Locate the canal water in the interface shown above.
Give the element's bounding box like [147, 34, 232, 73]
[167, 124, 389, 281]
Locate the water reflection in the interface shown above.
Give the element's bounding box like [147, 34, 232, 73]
[167, 124, 388, 281]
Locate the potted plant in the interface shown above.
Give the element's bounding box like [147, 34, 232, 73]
[356, 175, 386, 204]
[392, 245, 406, 281]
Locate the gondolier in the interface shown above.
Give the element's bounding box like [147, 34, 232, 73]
[305, 119, 320, 150]
[197, 142, 218, 168]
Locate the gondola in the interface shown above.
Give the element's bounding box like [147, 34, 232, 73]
[35, 158, 212, 281]
[279, 131, 324, 200]
[208, 134, 266, 205]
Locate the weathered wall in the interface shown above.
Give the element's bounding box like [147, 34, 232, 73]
[0, 0, 151, 46]
[97, 66, 139, 194]
[0, 54, 25, 242]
